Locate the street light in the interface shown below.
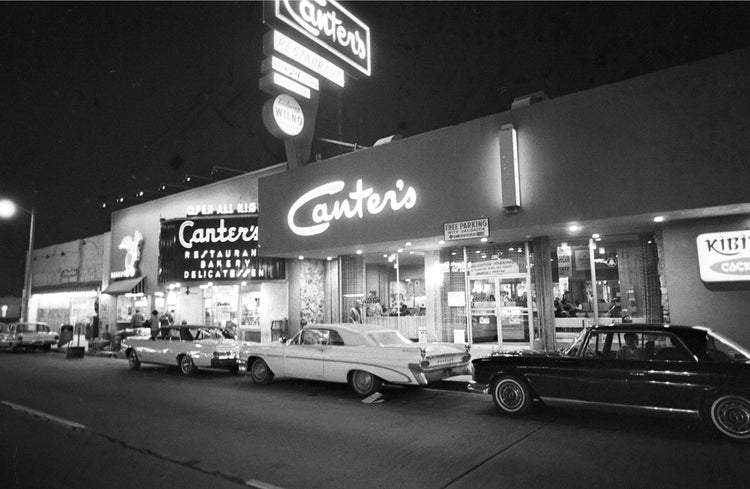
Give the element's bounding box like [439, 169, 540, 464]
[0, 199, 35, 322]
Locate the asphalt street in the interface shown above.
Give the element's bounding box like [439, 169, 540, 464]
[1, 351, 748, 489]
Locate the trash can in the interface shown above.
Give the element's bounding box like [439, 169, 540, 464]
[59, 324, 74, 348]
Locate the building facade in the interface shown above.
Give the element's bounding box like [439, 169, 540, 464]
[27, 233, 109, 336]
[258, 47, 750, 349]
[23, 48, 750, 350]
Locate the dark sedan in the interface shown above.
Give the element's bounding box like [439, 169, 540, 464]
[469, 323, 750, 440]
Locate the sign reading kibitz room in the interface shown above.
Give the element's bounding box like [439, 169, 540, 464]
[696, 230, 750, 282]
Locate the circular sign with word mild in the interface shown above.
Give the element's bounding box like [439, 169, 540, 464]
[262, 94, 304, 138]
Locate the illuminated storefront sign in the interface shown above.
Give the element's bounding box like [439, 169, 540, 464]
[260, 71, 312, 99]
[186, 202, 258, 216]
[287, 178, 417, 236]
[263, 94, 305, 138]
[267, 30, 345, 87]
[468, 259, 520, 277]
[697, 230, 750, 282]
[159, 217, 285, 282]
[268, 0, 371, 77]
[111, 230, 143, 279]
[263, 55, 320, 91]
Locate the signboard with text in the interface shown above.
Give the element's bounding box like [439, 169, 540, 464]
[158, 216, 285, 282]
[263, 0, 371, 77]
[696, 230, 750, 282]
[444, 219, 489, 241]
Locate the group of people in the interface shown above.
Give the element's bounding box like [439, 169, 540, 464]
[130, 308, 174, 339]
[554, 297, 582, 317]
[348, 293, 413, 324]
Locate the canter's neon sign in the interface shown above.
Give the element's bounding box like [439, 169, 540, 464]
[271, 0, 371, 77]
[288, 179, 417, 236]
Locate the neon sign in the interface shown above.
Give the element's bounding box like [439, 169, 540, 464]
[179, 219, 258, 249]
[269, 0, 371, 77]
[111, 230, 143, 279]
[287, 179, 417, 236]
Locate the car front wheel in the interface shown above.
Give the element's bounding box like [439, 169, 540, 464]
[349, 370, 382, 397]
[128, 350, 141, 370]
[249, 358, 274, 384]
[492, 376, 533, 415]
[179, 355, 197, 375]
[710, 395, 750, 440]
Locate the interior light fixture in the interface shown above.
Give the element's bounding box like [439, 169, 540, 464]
[653, 216, 665, 223]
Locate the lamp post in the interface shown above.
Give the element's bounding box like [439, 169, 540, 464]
[0, 199, 35, 322]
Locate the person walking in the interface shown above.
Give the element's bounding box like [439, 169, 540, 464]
[148, 309, 160, 340]
[130, 309, 145, 328]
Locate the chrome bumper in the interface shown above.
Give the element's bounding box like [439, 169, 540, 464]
[467, 381, 488, 394]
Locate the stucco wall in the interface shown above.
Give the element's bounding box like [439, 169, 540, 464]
[260, 48, 750, 254]
[662, 215, 750, 348]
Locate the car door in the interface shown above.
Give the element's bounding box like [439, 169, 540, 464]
[541, 330, 633, 405]
[630, 332, 709, 412]
[282, 329, 326, 379]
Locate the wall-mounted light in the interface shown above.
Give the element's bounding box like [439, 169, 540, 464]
[158, 183, 190, 192]
[498, 123, 520, 214]
[183, 174, 216, 184]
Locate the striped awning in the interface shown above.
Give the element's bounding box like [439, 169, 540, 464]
[102, 276, 146, 295]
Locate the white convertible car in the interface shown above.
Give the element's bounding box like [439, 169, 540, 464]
[122, 325, 240, 375]
[241, 323, 472, 397]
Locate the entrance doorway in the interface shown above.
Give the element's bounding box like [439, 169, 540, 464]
[469, 274, 532, 346]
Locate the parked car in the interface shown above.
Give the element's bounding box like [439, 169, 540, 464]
[241, 323, 472, 397]
[122, 325, 240, 375]
[469, 323, 750, 440]
[0, 322, 59, 352]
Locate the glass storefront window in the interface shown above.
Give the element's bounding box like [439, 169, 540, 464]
[440, 242, 538, 347]
[550, 233, 661, 345]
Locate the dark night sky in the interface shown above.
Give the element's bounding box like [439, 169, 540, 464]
[2, 1, 750, 296]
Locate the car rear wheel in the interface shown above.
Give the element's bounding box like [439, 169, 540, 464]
[492, 376, 533, 415]
[249, 358, 274, 384]
[710, 395, 750, 440]
[127, 350, 141, 370]
[350, 370, 382, 397]
[179, 355, 197, 375]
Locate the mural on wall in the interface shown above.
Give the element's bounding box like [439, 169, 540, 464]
[299, 261, 325, 325]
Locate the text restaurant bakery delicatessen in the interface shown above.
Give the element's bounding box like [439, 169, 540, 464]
[158, 205, 285, 283]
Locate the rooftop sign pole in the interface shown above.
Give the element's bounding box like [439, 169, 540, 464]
[260, 1, 371, 170]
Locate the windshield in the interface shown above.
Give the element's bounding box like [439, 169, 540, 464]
[707, 330, 750, 362]
[562, 328, 588, 357]
[368, 330, 413, 346]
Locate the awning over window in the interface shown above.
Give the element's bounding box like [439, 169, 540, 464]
[102, 276, 145, 295]
[32, 281, 101, 294]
